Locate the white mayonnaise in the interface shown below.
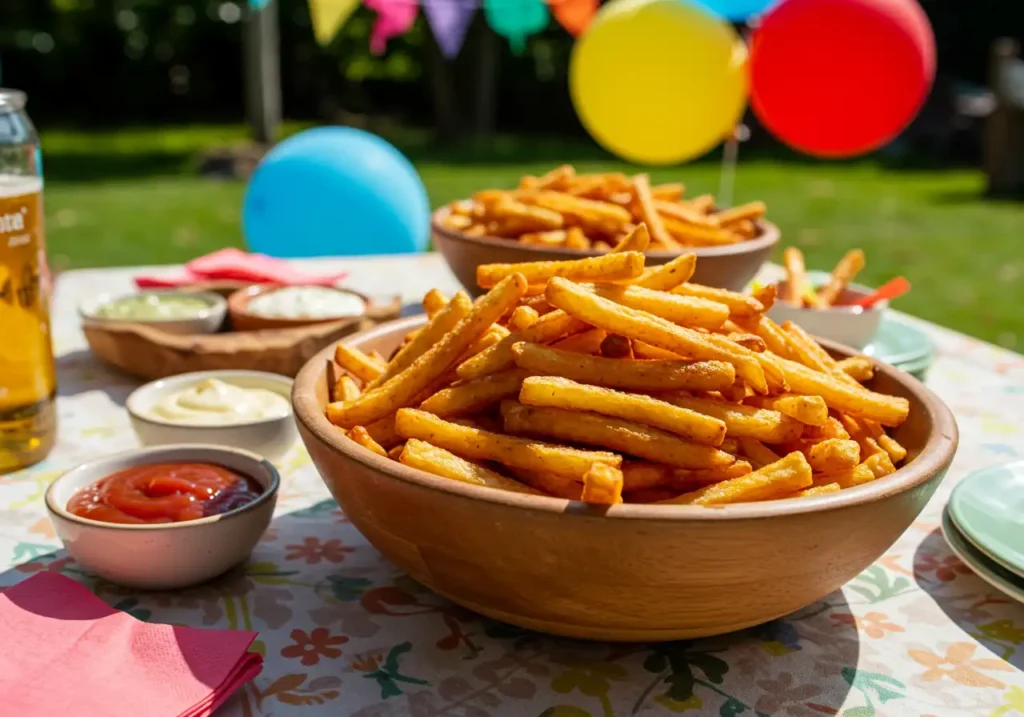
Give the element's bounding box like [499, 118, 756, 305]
[247, 286, 365, 320]
[148, 378, 290, 425]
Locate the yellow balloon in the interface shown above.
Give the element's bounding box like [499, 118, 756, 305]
[570, 0, 749, 165]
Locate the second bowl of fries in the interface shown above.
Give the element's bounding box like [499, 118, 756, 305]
[433, 165, 780, 296]
[293, 241, 957, 641]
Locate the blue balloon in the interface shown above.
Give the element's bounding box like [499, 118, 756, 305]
[689, 0, 778, 21]
[243, 127, 430, 258]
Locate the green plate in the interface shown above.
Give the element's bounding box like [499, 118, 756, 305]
[948, 460, 1024, 577]
[942, 505, 1024, 603]
[863, 315, 934, 370]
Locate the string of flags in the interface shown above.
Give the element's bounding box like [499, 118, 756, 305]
[247, 0, 594, 58]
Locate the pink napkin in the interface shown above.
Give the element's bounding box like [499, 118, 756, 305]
[135, 248, 348, 288]
[0, 572, 263, 717]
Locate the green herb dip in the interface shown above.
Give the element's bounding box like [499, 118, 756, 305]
[94, 294, 212, 320]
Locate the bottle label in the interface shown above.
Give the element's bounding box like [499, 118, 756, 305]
[0, 176, 55, 409]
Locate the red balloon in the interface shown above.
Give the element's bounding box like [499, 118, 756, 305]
[750, 0, 935, 158]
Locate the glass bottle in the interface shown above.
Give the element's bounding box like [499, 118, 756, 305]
[0, 89, 56, 473]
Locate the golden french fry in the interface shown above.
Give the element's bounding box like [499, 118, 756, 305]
[688, 194, 715, 213]
[505, 465, 583, 499]
[419, 368, 530, 417]
[812, 463, 876, 489]
[836, 356, 875, 382]
[347, 426, 388, 457]
[633, 176, 679, 249]
[336, 374, 362, 402]
[712, 201, 766, 227]
[864, 450, 897, 478]
[551, 328, 608, 354]
[564, 226, 591, 250]
[610, 223, 651, 253]
[631, 254, 697, 291]
[654, 200, 715, 227]
[457, 309, 588, 380]
[535, 164, 575, 190]
[423, 288, 448, 318]
[581, 463, 624, 505]
[661, 452, 812, 505]
[816, 249, 866, 307]
[661, 216, 741, 246]
[520, 230, 568, 247]
[674, 461, 753, 488]
[744, 315, 795, 360]
[395, 408, 620, 477]
[877, 434, 908, 464]
[738, 438, 783, 468]
[746, 393, 828, 426]
[546, 277, 767, 393]
[807, 438, 861, 472]
[492, 195, 564, 232]
[796, 483, 841, 498]
[751, 283, 777, 312]
[776, 357, 909, 426]
[387, 442, 406, 461]
[476, 251, 645, 289]
[327, 274, 526, 428]
[651, 183, 684, 201]
[781, 321, 836, 373]
[335, 344, 385, 383]
[443, 213, 473, 230]
[518, 191, 632, 235]
[621, 461, 674, 491]
[399, 439, 542, 494]
[519, 376, 727, 445]
[726, 333, 767, 353]
[670, 283, 765, 319]
[586, 283, 729, 330]
[658, 393, 804, 443]
[370, 292, 473, 389]
[782, 247, 811, 306]
[512, 342, 735, 392]
[631, 340, 682, 360]
[599, 334, 634, 359]
[521, 294, 555, 315]
[508, 306, 540, 332]
[503, 402, 734, 470]
[449, 199, 475, 216]
[459, 324, 511, 362]
[363, 415, 403, 449]
[464, 224, 486, 237]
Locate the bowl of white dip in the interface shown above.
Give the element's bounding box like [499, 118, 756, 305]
[228, 284, 368, 332]
[126, 370, 298, 462]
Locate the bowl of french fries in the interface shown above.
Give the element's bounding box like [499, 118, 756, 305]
[770, 248, 893, 349]
[293, 237, 957, 641]
[433, 165, 780, 296]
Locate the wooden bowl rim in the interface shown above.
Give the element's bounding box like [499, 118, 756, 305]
[431, 205, 782, 259]
[293, 315, 958, 521]
[227, 284, 370, 329]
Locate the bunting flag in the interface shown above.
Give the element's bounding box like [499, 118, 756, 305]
[308, 0, 361, 45]
[365, 0, 419, 55]
[551, 0, 597, 36]
[423, 0, 477, 59]
[484, 0, 549, 54]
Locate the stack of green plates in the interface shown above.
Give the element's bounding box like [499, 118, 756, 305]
[942, 462, 1024, 602]
[863, 314, 935, 380]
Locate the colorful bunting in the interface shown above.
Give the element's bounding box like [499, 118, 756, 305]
[423, 0, 478, 58]
[551, 0, 597, 36]
[365, 0, 419, 55]
[484, 0, 549, 54]
[308, 0, 361, 45]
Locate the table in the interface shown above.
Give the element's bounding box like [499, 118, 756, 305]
[6, 253, 1024, 716]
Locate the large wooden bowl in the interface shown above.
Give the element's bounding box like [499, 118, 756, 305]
[432, 206, 782, 296]
[293, 317, 958, 641]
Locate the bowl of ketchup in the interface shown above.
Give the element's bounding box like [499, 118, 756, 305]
[45, 444, 279, 590]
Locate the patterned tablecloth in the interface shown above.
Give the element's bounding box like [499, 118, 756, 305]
[5, 253, 1024, 717]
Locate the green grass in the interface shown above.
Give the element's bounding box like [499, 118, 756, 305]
[39, 125, 1024, 348]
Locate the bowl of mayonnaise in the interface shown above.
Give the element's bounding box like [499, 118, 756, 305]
[228, 284, 368, 332]
[125, 370, 298, 462]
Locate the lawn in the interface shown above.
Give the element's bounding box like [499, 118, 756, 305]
[40, 125, 1024, 349]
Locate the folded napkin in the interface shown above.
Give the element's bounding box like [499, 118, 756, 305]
[135, 248, 348, 288]
[0, 572, 263, 717]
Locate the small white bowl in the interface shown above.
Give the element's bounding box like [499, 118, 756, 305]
[126, 370, 298, 462]
[768, 270, 887, 350]
[45, 444, 279, 590]
[79, 290, 227, 335]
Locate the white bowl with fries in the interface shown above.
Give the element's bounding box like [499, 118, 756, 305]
[770, 271, 885, 350]
[293, 251, 957, 641]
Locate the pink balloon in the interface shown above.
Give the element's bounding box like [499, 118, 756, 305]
[365, 0, 418, 55]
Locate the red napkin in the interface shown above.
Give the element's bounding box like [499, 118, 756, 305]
[135, 248, 348, 288]
[0, 572, 263, 717]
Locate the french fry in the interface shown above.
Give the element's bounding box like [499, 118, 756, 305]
[658, 393, 804, 443]
[477, 251, 645, 289]
[776, 357, 910, 426]
[654, 200, 716, 228]
[781, 321, 835, 373]
[387, 442, 406, 461]
[836, 356, 875, 382]
[670, 283, 765, 319]
[503, 402, 735, 470]
[737, 438, 782, 469]
[399, 439, 542, 494]
[518, 191, 633, 236]
[609, 224, 651, 254]
[546, 277, 767, 393]
[586, 283, 729, 329]
[746, 393, 828, 426]
[877, 434, 908, 463]
[661, 452, 812, 505]
[347, 426, 388, 457]
[806, 439, 861, 472]
[621, 461, 674, 491]
[423, 288, 448, 318]
[521, 230, 568, 247]
[327, 274, 527, 428]
[551, 328, 607, 354]
[492, 195, 564, 232]
[796, 483, 841, 498]
[864, 450, 897, 478]
[711, 201, 766, 228]
[460, 324, 511, 362]
[782, 247, 811, 306]
[519, 376, 727, 445]
[508, 306, 540, 332]
[674, 461, 753, 488]
[581, 463, 624, 505]
[631, 340, 683, 360]
[661, 217, 741, 246]
[633, 175, 679, 249]
[334, 344, 385, 383]
[725, 333, 767, 353]
[457, 309, 588, 380]
[521, 294, 555, 315]
[599, 334, 634, 359]
[395, 408, 620, 477]
[336, 374, 362, 402]
[363, 415, 403, 449]
[746, 315, 795, 360]
[512, 342, 735, 392]
[505, 465, 583, 499]
[631, 253, 698, 291]
[419, 368, 530, 417]
[751, 283, 777, 312]
[535, 164, 575, 190]
[687, 194, 716, 213]
[651, 182, 685, 201]
[564, 226, 591, 250]
[817, 249, 866, 307]
[370, 292, 473, 389]
[812, 464, 876, 489]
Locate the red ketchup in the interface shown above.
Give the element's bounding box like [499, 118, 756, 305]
[67, 462, 263, 524]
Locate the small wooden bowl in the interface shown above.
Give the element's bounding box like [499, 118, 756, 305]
[293, 317, 958, 642]
[228, 285, 368, 332]
[432, 206, 781, 296]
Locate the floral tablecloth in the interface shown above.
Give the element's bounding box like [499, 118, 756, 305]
[4, 253, 1024, 717]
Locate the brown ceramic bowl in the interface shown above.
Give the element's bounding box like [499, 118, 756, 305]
[432, 206, 782, 296]
[293, 317, 957, 641]
[228, 285, 368, 332]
